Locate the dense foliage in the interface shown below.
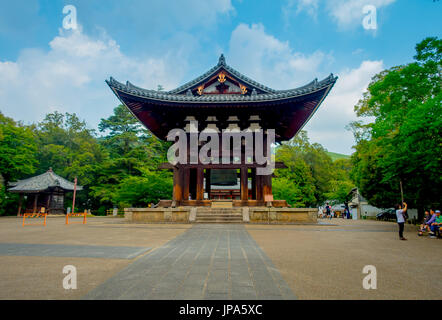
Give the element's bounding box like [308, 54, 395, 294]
[0, 113, 38, 214]
[350, 37, 441, 217]
[0, 105, 172, 215]
[274, 131, 354, 207]
[0, 103, 353, 214]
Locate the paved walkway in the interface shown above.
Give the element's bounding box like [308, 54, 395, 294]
[83, 224, 296, 300]
[0, 243, 151, 259]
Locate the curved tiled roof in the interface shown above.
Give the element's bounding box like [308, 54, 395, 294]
[107, 66, 337, 104]
[8, 169, 83, 193]
[168, 54, 278, 94]
[105, 55, 338, 142]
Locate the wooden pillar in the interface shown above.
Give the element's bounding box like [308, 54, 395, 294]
[251, 168, 256, 200]
[196, 168, 204, 201]
[256, 174, 263, 201]
[240, 167, 248, 201]
[46, 193, 51, 213]
[172, 167, 183, 204]
[205, 169, 211, 200]
[262, 174, 272, 196]
[47, 194, 52, 214]
[183, 168, 190, 200]
[17, 194, 23, 216]
[33, 193, 38, 213]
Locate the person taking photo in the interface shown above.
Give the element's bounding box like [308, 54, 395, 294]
[396, 202, 408, 241]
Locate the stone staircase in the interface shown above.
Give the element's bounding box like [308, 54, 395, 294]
[194, 207, 244, 224]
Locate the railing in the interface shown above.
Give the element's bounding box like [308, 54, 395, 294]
[66, 209, 87, 225]
[22, 208, 47, 227]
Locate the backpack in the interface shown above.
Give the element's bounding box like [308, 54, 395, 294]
[402, 211, 408, 220]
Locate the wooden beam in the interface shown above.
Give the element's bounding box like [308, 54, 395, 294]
[158, 162, 286, 169]
[158, 163, 174, 169]
[175, 162, 287, 169]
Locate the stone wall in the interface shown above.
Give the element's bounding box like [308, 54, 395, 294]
[124, 207, 317, 224]
[124, 208, 190, 223]
[248, 208, 317, 224]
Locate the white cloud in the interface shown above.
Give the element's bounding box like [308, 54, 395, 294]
[0, 15, 384, 155]
[285, 0, 396, 29]
[228, 23, 331, 88]
[226, 22, 385, 154]
[0, 0, 235, 127]
[297, 0, 320, 18]
[113, 0, 234, 31]
[0, 27, 187, 128]
[303, 60, 384, 154]
[283, 0, 319, 26]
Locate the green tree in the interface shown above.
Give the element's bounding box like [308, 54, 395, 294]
[350, 37, 442, 216]
[0, 112, 38, 183]
[92, 105, 172, 209]
[34, 112, 108, 212]
[325, 159, 354, 205]
[113, 170, 172, 207]
[0, 112, 38, 215]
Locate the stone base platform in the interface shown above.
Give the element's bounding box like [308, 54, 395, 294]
[124, 207, 317, 224]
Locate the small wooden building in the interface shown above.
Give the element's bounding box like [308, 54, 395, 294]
[8, 168, 82, 215]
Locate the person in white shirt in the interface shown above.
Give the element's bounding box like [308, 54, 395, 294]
[396, 202, 408, 240]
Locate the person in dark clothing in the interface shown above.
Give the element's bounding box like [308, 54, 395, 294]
[325, 203, 331, 218]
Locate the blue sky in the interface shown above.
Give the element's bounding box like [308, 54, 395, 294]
[0, 0, 440, 154]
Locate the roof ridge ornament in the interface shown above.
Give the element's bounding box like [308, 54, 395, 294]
[218, 54, 226, 66]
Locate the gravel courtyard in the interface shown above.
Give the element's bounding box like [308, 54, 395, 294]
[0, 216, 440, 300]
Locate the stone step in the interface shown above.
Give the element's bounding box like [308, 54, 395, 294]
[197, 209, 242, 213]
[196, 214, 242, 218]
[194, 220, 243, 223]
[211, 201, 233, 208]
[195, 216, 243, 219]
[193, 207, 244, 223]
[195, 215, 244, 223]
[196, 216, 243, 220]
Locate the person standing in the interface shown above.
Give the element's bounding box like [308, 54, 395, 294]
[396, 202, 408, 240]
[326, 203, 331, 219]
